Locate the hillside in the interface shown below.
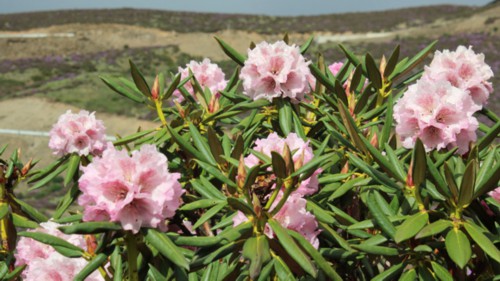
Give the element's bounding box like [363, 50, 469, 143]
[0, 5, 475, 34]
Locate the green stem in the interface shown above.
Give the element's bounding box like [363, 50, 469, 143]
[125, 232, 139, 281]
[155, 100, 168, 127]
[269, 186, 293, 216]
[264, 179, 282, 211]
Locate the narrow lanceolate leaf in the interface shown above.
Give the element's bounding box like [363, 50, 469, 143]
[179, 198, 225, 211]
[390, 40, 437, 81]
[64, 154, 80, 186]
[276, 98, 293, 135]
[365, 53, 382, 89]
[145, 229, 190, 270]
[271, 151, 287, 179]
[349, 153, 401, 191]
[464, 222, 500, 263]
[227, 197, 255, 217]
[458, 160, 476, 207]
[288, 230, 342, 281]
[339, 44, 361, 66]
[59, 222, 122, 234]
[192, 202, 226, 230]
[28, 161, 69, 191]
[478, 121, 500, 151]
[268, 219, 317, 278]
[113, 129, 155, 146]
[207, 127, 225, 165]
[474, 153, 500, 197]
[300, 36, 314, 54]
[18, 231, 83, 257]
[243, 235, 271, 279]
[214, 37, 246, 66]
[129, 60, 151, 97]
[188, 123, 217, 165]
[444, 163, 459, 203]
[167, 125, 204, 161]
[384, 45, 400, 78]
[415, 219, 452, 239]
[74, 252, 109, 281]
[394, 212, 429, 243]
[0, 203, 8, 220]
[12, 213, 38, 229]
[371, 263, 404, 281]
[10, 196, 48, 222]
[445, 228, 471, 269]
[380, 94, 394, 149]
[412, 139, 426, 188]
[366, 191, 396, 238]
[431, 261, 453, 281]
[399, 269, 417, 281]
[100, 76, 145, 103]
[352, 244, 399, 256]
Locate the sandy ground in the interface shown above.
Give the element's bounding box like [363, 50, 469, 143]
[0, 97, 157, 166]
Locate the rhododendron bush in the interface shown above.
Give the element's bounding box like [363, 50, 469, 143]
[0, 35, 499, 281]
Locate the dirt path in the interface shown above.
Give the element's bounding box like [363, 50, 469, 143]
[0, 97, 157, 166]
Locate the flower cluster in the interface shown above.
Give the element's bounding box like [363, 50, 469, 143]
[234, 133, 321, 247]
[49, 110, 107, 157]
[15, 221, 103, 281]
[245, 132, 320, 196]
[78, 144, 184, 233]
[424, 45, 493, 106]
[394, 46, 492, 154]
[240, 41, 313, 102]
[172, 58, 227, 103]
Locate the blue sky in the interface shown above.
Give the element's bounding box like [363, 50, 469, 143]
[0, 0, 492, 16]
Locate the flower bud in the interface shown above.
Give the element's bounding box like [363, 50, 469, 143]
[151, 75, 160, 100]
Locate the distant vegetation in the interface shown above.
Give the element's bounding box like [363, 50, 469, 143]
[0, 5, 475, 34]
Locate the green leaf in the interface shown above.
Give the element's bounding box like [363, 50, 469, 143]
[188, 123, 217, 165]
[268, 219, 317, 278]
[167, 124, 204, 161]
[74, 253, 109, 281]
[380, 94, 394, 149]
[214, 37, 246, 66]
[163, 73, 181, 100]
[2, 264, 26, 280]
[276, 98, 293, 135]
[207, 127, 225, 165]
[180, 199, 225, 211]
[11, 213, 38, 228]
[445, 228, 471, 269]
[100, 76, 145, 103]
[145, 229, 190, 270]
[191, 240, 243, 269]
[444, 163, 459, 203]
[349, 153, 401, 191]
[53, 182, 81, 219]
[464, 222, 500, 263]
[300, 36, 314, 54]
[309, 64, 336, 93]
[191, 177, 225, 200]
[352, 244, 399, 256]
[113, 129, 155, 146]
[192, 202, 226, 230]
[384, 45, 400, 78]
[319, 221, 354, 251]
[271, 151, 287, 179]
[195, 160, 236, 188]
[390, 40, 437, 81]
[366, 191, 397, 238]
[458, 160, 476, 207]
[129, 59, 151, 98]
[306, 200, 335, 224]
[10, 196, 48, 222]
[273, 255, 295, 281]
[365, 53, 382, 89]
[329, 177, 370, 201]
[478, 121, 500, 151]
[339, 44, 361, 66]
[412, 138, 426, 188]
[394, 212, 429, 243]
[0, 203, 8, 220]
[474, 153, 500, 197]
[63, 154, 80, 186]
[372, 263, 404, 281]
[415, 219, 452, 239]
[227, 197, 255, 216]
[166, 233, 220, 247]
[18, 231, 83, 257]
[288, 230, 342, 281]
[243, 235, 271, 279]
[28, 161, 69, 191]
[431, 261, 453, 281]
[59, 221, 122, 234]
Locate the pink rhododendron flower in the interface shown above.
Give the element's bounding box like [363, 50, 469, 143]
[245, 132, 320, 196]
[233, 193, 320, 248]
[328, 62, 344, 76]
[15, 221, 103, 281]
[489, 187, 500, 203]
[78, 144, 184, 233]
[49, 110, 107, 157]
[394, 77, 479, 154]
[424, 45, 494, 106]
[172, 58, 227, 103]
[240, 41, 313, 102]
